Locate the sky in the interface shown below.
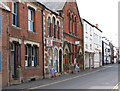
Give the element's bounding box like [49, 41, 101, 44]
[76, 0, 119, 47]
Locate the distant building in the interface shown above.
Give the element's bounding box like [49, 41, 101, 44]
[109, 42, 114, 63]
[102, 37, 111, 65]
[113, 46, 118, 63]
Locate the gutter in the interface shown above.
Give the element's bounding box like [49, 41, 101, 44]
[41, 7, 45, 79]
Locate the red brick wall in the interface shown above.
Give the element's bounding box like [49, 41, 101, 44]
[1, 2, 44, 87]
[1, 9, 10, 88]
[62, 1, 83, 67]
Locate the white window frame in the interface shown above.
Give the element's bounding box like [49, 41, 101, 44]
[85, 24, 87, 33]
[28, 8, 34, 32]
[25, 46, 29, 67]
[12, 1, 17, 26]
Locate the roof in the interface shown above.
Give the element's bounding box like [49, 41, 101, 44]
[0, 1, 10, 11]
[83, 19, 94, 27]
[93, 25, 102, 33]
[36, 0, 66, 12]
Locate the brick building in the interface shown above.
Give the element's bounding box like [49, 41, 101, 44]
[39, 1, 63, 77]
[62, 1, 84, 72]
[42, 0, 84, 73]
[0, 0, 84, 88]
[0, 2, 10, 88]
[0, 1, 46, 87]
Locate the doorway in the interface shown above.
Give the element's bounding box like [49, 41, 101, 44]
[10, 43, 20, 81]
[59, 49, 62, 73]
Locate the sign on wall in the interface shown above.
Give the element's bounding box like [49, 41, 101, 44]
[46, 39, 53, 47]
[75, 41, 80, 45]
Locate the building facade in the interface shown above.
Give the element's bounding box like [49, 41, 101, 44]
[109, 42, 114, 63]
[1, 1, 46, 87]
[93, 25, 102, 68]
[102, 37, 111, 65]
[42, 0, 84, 73]
[41, 2, 63, 77]
[0, 0, 84, 88]
[0, 2, 10, 88]
[62, 1, 84, 72]
[82, 19, 94, 69]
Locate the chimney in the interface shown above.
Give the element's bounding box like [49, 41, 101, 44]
[96, 24, 98, 28]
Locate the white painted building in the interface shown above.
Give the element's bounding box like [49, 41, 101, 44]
[83, 19, 95, 69]
[102, 37, 111, 65]
[113, 46, 118, 63]
[93, 24, 102, 68]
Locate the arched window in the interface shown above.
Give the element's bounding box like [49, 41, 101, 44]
[48, 17, 51, 37]
[52, 17, 55, 38]
[75, 17, 77, 36]
[71, 15, 74, 33]
[57, 21, 59, 39]
[68, 12, 71, 33]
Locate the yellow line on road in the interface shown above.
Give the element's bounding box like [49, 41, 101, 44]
[27, 67, 111, 90]
[112, 82, 120, 90]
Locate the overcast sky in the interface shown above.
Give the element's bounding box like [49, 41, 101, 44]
[76, 0, 118, 47]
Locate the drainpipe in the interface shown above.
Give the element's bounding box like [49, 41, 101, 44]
[41, 8, 45, 79]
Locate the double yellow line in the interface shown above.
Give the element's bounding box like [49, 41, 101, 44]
[112, 82, 120, 90]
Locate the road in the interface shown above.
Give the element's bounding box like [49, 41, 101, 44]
[3, 64, 119, 90]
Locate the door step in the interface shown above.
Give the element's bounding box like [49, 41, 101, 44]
[10, 80, 21, 85]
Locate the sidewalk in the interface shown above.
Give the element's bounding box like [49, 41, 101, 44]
[2, 64, 115, 90]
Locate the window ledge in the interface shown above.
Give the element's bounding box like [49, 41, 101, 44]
[25, 66, 40, 69]
[28, 31, 38, 35]
[12, 25, 21, 30]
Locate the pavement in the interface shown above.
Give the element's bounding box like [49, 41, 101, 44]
[2, 63, 119, 90]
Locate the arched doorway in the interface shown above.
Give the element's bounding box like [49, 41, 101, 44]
[48, 48, 53, 73]
[54, 48, 58, 72]
[64, 49, 69, 72]
[59, 49, 62, 73]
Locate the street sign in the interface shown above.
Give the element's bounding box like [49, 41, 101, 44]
[46, 39, 53, 47]
[75, 41, 80, 45]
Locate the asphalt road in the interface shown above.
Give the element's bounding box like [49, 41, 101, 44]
[3, 64, 119, 90]
[31, 64, 118, 89]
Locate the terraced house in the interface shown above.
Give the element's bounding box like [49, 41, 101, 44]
[41, 0, 84, 73]
[0, 1, 46, 88]
[82, 19, 94, 69]
[62, 0, 84, 72]
[0, 0, 84, 88]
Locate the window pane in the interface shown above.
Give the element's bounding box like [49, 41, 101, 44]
[57, 22, 59, 38]
[14, 3, 17, 14]
[12, 1, 14, 13]
[12, 14, 16, 25]
[28, 20, 30, 30]
[73, 22, 74, 33]
[31, 11, 34, 21]
[28, 9, 31, 20]
[30, 21, 34, 32]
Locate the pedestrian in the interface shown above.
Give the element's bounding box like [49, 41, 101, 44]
[75, 64, 79, 73]
[49, 66, 55, 80]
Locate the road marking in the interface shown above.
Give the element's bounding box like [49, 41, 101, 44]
[27, 67, 111, 90]
[112, 82, 120, 90]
